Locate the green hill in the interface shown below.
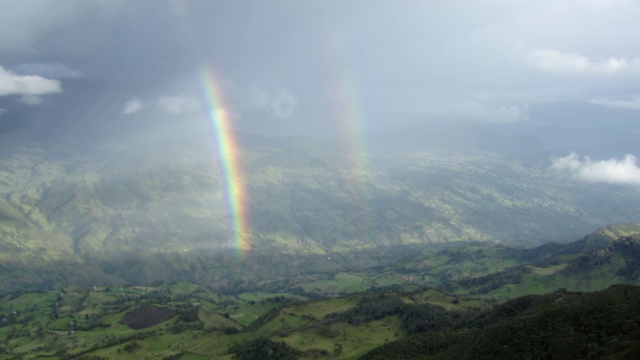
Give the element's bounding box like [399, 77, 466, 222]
[1, 280, 638, 359]
[2, 133, 640, 292]
[443, 230, 640, 302]
[362, 284, 640, 360]
[1, 223, 640, 359]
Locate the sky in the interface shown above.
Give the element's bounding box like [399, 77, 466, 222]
[1, 0, 640, 183]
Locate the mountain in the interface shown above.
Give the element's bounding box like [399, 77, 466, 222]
[362, 284, 640, 360]
[443, 227, 640, 301]
[2, 129, 640, 292]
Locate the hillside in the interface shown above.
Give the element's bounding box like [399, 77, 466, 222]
[2, 225, 640, 358]
[2, 132, 640, 292]
[362, 284, 640, 360]
[439, 229, 640, 302]
[1, 281, 639, 359]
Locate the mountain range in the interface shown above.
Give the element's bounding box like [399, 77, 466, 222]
[2, 128, 640, 293]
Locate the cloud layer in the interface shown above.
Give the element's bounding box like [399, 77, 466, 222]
[245, 87, 297, 120]
[2, 1, 640, 135]
[528, 49, 640, 76]
[551, 152, 640, 186]
[590, 96, 640, 110]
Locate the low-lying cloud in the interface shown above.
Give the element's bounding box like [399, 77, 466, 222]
[551, 152, 640, 186]
[0, 66, 62, 96]
[454, 102, 529, 123]
[528, 49, 640, 76]
[245, 86, 297, 120]
[418, 100, 529, 124]
[590, 95, 640, 110]
[121, 95, 200, 116]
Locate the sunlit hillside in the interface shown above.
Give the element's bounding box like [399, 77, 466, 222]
[2, 131, 640, 293]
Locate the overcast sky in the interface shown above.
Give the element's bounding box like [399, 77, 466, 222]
[1, 0, 639, 159]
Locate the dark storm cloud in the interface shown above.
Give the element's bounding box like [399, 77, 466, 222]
[1, 0, 640, 136]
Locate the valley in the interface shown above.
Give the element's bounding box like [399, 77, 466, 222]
[2, 134, 640, 359]
[3, 1, 640, 359]
[2, 134, 640, 294]
[1, 225, 640, 359]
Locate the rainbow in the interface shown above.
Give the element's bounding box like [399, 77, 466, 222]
[333, 70, 377, 245]
[325, 34, 376, 245]
[325, 33, 372, 176]
[199, 68, 251, 256]
[334, 69, 370, 173]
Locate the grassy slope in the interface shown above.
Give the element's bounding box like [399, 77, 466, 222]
[0, 280, 489, 360]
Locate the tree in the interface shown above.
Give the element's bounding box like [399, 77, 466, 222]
[231, 337, 300, 360]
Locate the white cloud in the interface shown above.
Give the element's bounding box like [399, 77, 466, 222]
[121, 97, 144, 115]
[528, 49, 640, 76]
[245, 86, 297, 120]
[551, 152, 640, 186]
[0, 66, 62, 96]
[0, 108, 6, 116]
[155, 96, 200, 115]
[19, 94, 43, 105]
[268, 90, 297, 120]
[590, 95, 640, 109]
[121, 95, 200, 115]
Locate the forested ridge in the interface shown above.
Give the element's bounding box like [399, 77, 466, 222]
[362, 284, 640, 360]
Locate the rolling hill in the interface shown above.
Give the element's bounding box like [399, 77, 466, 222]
[2, 222, 640, 358]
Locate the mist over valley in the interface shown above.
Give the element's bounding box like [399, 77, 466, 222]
[2, 1, 640, 359]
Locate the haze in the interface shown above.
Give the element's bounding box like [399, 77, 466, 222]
[4, 3, 640, 357]
[2, 0, 640, 208]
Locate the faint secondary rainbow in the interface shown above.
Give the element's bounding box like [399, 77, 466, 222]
[326, 33, 372, 176]
[334, 68, 371, 174]
[325, 34, 376, 245]
[199, 68, 251, 256]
